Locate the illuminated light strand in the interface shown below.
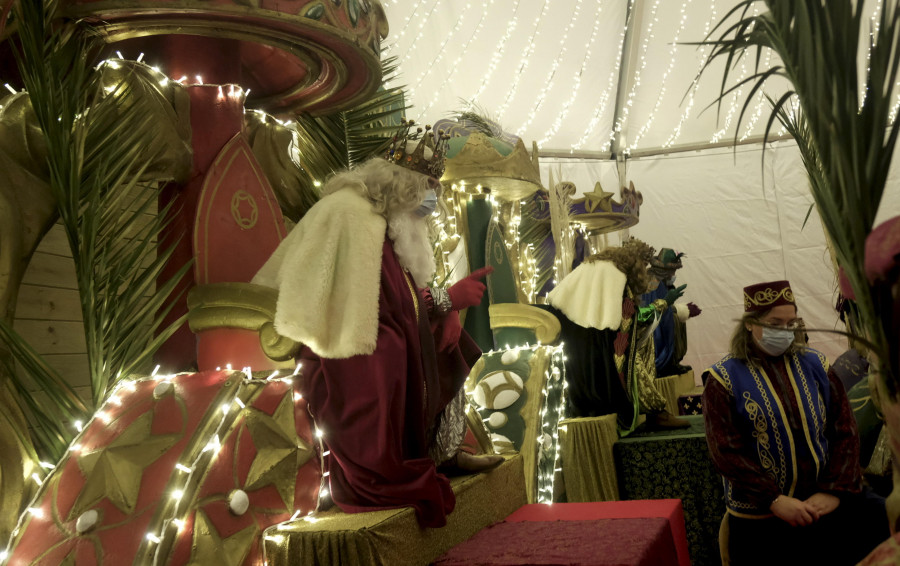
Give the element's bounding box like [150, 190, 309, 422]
[572, 0, 632, 151]
[888, 78, 900, 124]
[407, 1, 471, 99]
[147, 367, 297, 563]
[538, 0, 607, 146]
[468, 0, 522, 105]
[862, 0, 883, 108]
[613, 0, 664, 152]
[663, 0, 717, 147]
[1, 373, 173, 562]
[737, 46, 774, 142]
[628, 0, 694, 152]
[414, 0, 494, 119]
[516, 0, 585, 136]
[708, 3, 758, 143]
[382, 0, 427, 54]
[473, 343, 566, 504]
[496, 0, 555, 121]
[400, 0, 443, 66]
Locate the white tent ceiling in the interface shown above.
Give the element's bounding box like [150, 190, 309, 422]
[382, 0, 900, 375]
[381, 0, 884, 157]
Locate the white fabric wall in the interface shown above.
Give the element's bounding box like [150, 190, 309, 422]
[540, 142, 900, 381]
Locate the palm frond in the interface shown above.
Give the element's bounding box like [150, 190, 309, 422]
[5, 0, 191, 461]
[275, 57, 407, 221]
[697, 0, 900, 392]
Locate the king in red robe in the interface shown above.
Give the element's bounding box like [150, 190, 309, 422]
[253, 152, 499, 527]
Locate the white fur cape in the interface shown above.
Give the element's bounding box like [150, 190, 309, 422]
[546, 260, 628, 331]
[252, 189, 385, 358]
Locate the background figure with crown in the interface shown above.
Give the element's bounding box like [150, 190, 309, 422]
[538, 238, 689, 432]
[641, 248, 702, 379]
[253, 121, 502, 528]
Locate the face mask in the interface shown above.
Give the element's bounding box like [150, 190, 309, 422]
[416, 189, 438, 217]
[757, 326, 795, 356]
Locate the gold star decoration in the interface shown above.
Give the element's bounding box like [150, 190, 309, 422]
[69, 411, 180, 520]
[584, 182, 615, 213]
[186, 508, 258, 566]
[243, 391, 313, 510]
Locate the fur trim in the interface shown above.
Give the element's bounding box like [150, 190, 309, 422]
[252, 189, 385, 358]
[674, 302, 691, 322]
[547, 261, 627, 331]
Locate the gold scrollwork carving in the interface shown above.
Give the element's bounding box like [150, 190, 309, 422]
[488, 303, 562, 344]
[187, 283, 301, 361]
[743, 286, 795, 310]
[231, 190, 259, 230]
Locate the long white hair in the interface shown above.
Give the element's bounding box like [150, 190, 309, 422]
[320, 157, 438, 217]
[322, 157, 438, 286]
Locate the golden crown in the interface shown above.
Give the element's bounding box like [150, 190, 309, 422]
[383, 119, 450, 179]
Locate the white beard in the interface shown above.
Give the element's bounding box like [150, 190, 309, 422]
[388, 212, 436, 288]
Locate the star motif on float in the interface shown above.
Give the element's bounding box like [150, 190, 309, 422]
[186, 508, 258, 566]
[584, 182, 615, 213]
[243, 391, 313, 510]
[69, 411, 180, 519]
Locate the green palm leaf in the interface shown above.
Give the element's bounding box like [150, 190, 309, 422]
[275, 58, 407, 221]
[5, 0, 191, 462]
[697, 0, 900, 391]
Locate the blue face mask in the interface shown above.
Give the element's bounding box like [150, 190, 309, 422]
[416, 189, 438, 217]
[757, 326, 795, 356]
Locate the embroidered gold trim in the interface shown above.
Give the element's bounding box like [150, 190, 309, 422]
[712, 357, 735, 395]
[789, 353, 827, 475]
[743, 286, 795, 310]
[401, 269, 420, 321]
[748, 364, 790, 490]
[743, 392, 776, 479]
[752, 364, 799, 497]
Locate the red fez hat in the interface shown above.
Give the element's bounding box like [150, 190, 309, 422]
[743, 280, 795, 312]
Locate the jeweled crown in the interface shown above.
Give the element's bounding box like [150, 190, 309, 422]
[383, 119, 450, 179]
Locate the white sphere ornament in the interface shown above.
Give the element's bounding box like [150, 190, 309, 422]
[76, 509, 99, 534]
[228, 489, 250, 515]
[541, 433, 553, 450]
[500, 350, 520, 365]
[471, 371, 524, 410]
[153, 381, 173, 399]
[487, 412, 508, 429]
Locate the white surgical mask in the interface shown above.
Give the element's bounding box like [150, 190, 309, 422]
[416, 189, 438, 217]
[757, 326, 795, 356]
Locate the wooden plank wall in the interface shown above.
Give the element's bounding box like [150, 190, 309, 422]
[14, 187, 160, 409]
[15, 223, 92, 404]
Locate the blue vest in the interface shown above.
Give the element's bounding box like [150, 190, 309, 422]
[706, 349, 831, 517]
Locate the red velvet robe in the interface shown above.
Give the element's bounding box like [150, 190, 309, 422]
[299, 238, 481, 528]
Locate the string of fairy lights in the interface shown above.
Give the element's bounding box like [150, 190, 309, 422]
[570, 1, 629, 152]
[537, 0, 606, 147]
[387, 0, 813, 152]
[627, 0, 693, 151]
[406, 1, 470, 100]
[662, 0, 716, 148]
[514, 0, 583, 135]
[614, 0, 663, 152]
[496, 0, 555, 122]
[467, 343, 567, 505]
[410, 0, 495, 121]
[466, 0, 522, 106]
[0, 361, 311, 565]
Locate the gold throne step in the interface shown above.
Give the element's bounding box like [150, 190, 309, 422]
[262, 454, 526, 566]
